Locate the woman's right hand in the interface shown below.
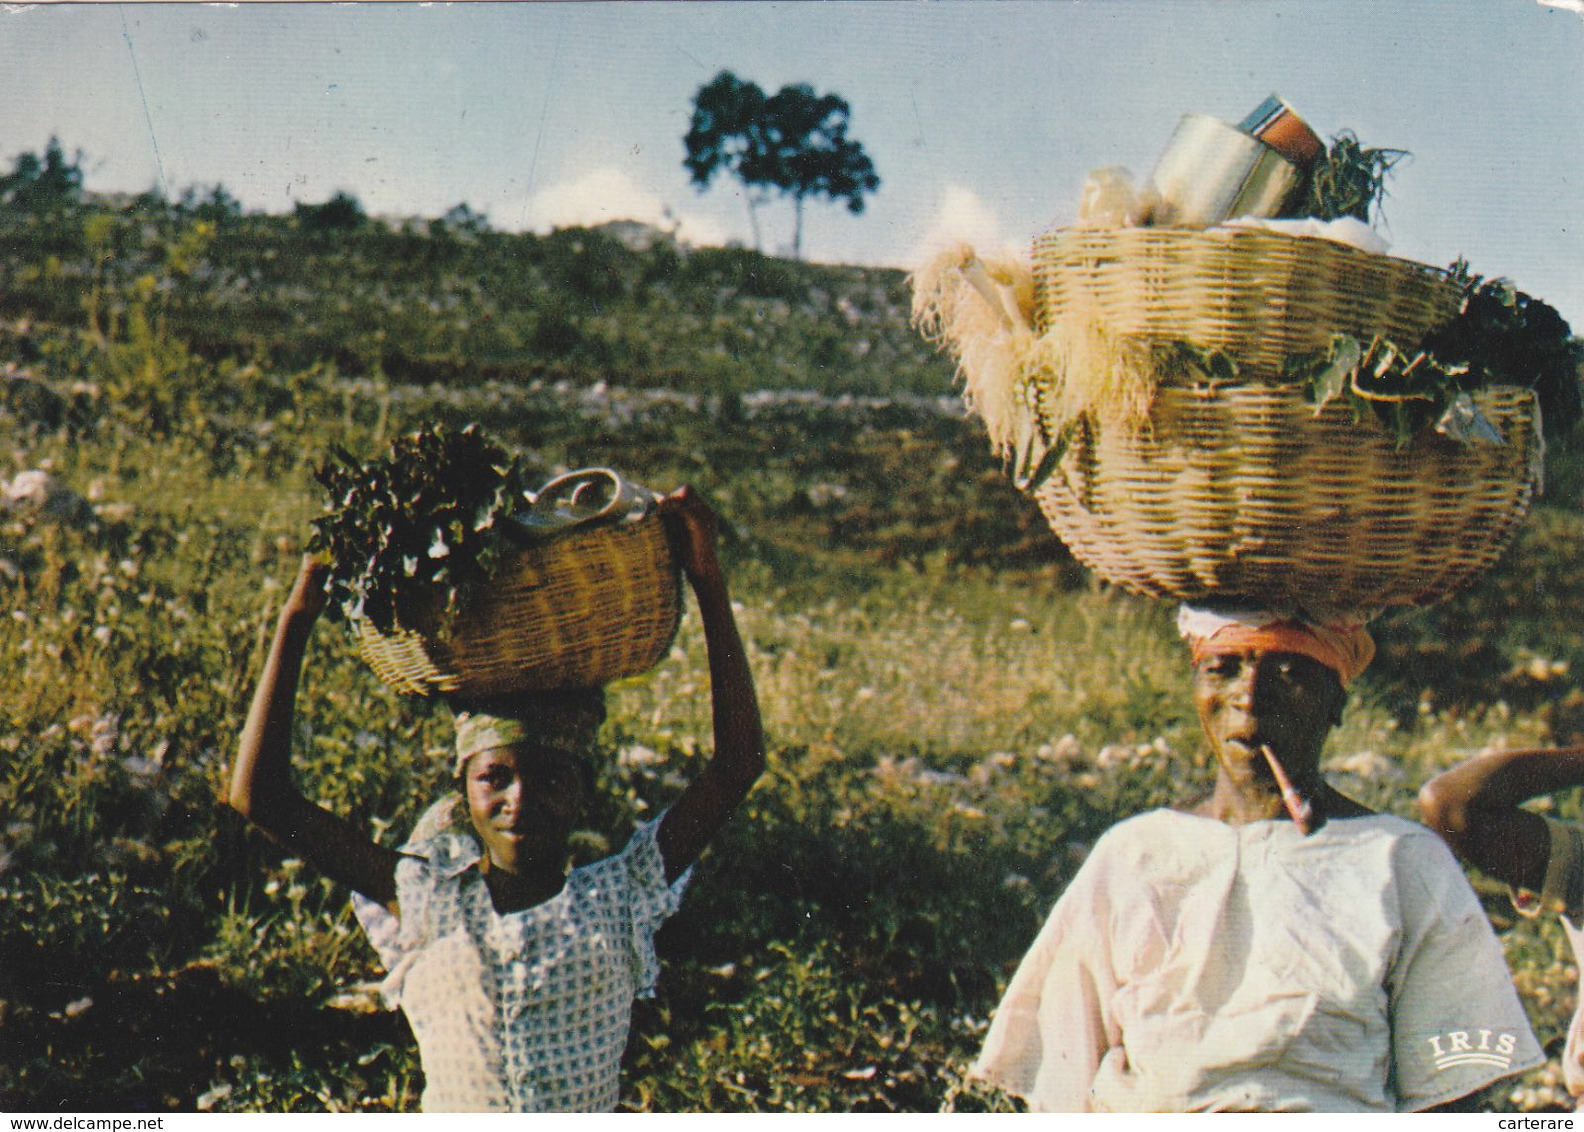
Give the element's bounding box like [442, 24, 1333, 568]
[283, 553, 333, 623]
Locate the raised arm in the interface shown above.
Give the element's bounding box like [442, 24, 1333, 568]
[653, 487, 766, 880]
[229, 554, 402, 911]
[1417, 745, 1584, 893]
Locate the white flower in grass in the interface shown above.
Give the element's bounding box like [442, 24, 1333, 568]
[1095, 744, 1136, 769]
[1036, 734, 1084, 764]
[197, 1083, 234, 1111]
[91, 714, 120, 757]
[62, 996, 93, 1018]
[1331, 749, 1404, 783]
[917, 767, 967, 788]
[121, 756, 162, 783]
[618, 744, 665, 769]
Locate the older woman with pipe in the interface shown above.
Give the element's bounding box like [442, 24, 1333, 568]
[971, 605, 1542, 1112]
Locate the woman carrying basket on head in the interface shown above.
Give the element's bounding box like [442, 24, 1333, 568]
[227, 487, 764, 1112]
[971, 604, 1543, 1112]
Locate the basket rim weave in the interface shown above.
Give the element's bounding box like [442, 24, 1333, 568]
[1029, 224, 1462, 385]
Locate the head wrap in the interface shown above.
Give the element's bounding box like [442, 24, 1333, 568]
[452, 687, 607, 775]
[1176, 604, 1376, 685]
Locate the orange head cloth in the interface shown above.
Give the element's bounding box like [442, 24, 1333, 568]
[1180, 609, 1376, 686]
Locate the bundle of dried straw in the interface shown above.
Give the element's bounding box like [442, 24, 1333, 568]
[910, 242, 1159, 488]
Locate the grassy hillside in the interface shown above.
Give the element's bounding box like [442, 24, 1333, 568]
[0, 202, 948, 398]
[5, 196, 1584, 1112]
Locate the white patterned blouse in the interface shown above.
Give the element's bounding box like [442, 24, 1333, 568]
[352, 799, 691, 1112]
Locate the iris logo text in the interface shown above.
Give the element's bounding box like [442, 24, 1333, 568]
[1426, 1029, 1518, 1072]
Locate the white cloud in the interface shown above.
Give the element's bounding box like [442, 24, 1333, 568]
[511, 166, 728, 248]
[910, 185, 1020, 270]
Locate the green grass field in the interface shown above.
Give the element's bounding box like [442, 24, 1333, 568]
[4, 202, 1584, 1111]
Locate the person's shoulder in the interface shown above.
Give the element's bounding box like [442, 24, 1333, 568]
[1043, 809, 1223, 904]
[1102, 807, 1214, 843]
[1083, 808, 1204, 865]
[1327, 812, 1456, 861]
[1342, 814, 1484, 906]
[572, 816, 665, 878]
[1347, 812, 1451, 849]
[1108, 807, 1186, 833]
[396, 797, 482, 879]
[400, 795, 467, 845]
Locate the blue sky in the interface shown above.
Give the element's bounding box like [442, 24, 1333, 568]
[2, 0, 1581, 326]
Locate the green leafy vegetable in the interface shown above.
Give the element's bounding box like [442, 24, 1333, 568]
[1286, 264, 1583, 447]
[1296, 130, 1409, 224]
[1421, 261, 1584, 439]
[308, 423, 533, 632]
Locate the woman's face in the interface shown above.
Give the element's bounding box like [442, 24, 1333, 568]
[463, 744, 588, 874]
[1194, 648, 1344, 792]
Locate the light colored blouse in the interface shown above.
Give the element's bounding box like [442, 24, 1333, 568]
[353, 800, 690, 1112]
[973, 809, 1543, 1112]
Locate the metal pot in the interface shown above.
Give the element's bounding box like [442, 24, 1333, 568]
[1147, 113, 1304, 227]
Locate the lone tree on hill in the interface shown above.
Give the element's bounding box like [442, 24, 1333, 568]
[684, 70, 879, 260]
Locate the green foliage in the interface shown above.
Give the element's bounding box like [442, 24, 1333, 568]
[309, 424, 532, 632]
[0, 137, 85, 215]
[627, 939, 962, 1112]
[179, 183, 244, 225]
[0, 199, 947, 398]
[1296, 130, 1408, 224]
[1423, 264, 1584, 439]
[295, 190, 368, 233]
[1288, 266, 1583, 445]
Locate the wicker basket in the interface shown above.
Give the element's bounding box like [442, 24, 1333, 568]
[355, 512, 681, 697]
[1031, 227, 1462, 380]
[1032, 383, 1540, 610]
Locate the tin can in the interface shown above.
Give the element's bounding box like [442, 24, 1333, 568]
[1239, 94, 1324, 167]
[1147, 113, 1304, 227]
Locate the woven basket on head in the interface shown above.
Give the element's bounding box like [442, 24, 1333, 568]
[355, 512, 681, 697]
[1031, 227, 1461, 380]
[1032, 383, 1541, 610]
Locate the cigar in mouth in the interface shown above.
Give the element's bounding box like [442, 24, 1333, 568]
[1261, 744, 1314, 835]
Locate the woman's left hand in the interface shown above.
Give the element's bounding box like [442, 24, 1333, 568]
[652, 484, 764, 881]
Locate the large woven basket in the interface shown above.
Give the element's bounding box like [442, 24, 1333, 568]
[1032, 227, 1462, 379]
[356, 512, 681, 697]
[1032, 383, 1540, 610]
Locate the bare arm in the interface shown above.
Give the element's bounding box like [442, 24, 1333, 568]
[1417, 745, 1584, 893]
[229, 554, 402, 912]
[653, 488, 766, 881]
